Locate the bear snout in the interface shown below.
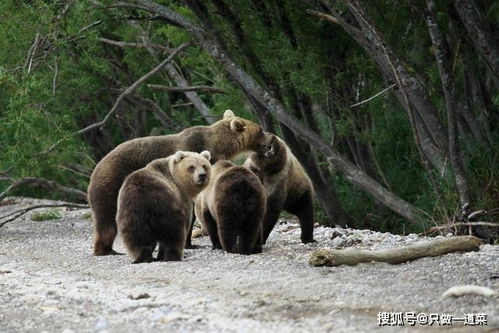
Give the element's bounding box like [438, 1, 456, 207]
[197, 172, 207, 184]
[263, 145, 274, 157]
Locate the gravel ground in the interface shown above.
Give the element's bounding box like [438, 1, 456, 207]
[0, 198, 497, 333]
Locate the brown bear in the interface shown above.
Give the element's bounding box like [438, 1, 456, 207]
[88, 110, 273, 255]
[244, 135, 315, 244]
[195, 160, 265, 255]
[116, 150, 211, 263]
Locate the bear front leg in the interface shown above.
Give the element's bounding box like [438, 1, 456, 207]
[185, 212, 198, 249]
[262, 195, 283, 244]
[288, 190, 316, 244]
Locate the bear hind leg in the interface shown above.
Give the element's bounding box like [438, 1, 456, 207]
[93, 214, 121, 256]
[131, 247, 154, 264]
[157, 242, 184, 261]
[202, 210, 222, 250]
[218, 226, 238, 254]
[238, 214, 263, 255]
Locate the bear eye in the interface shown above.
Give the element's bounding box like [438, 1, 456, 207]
[188, 165, 195, 173]
[202, 165, 208, 171]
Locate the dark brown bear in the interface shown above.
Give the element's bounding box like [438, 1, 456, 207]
[195, 160, 265, 254]
[88, 110, 273, 255]
[244, 135, 315, 244]
[116, 151, 211, 263]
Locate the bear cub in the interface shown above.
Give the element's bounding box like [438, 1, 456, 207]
[117, 150, 211, 263]
[195, 160, 265, 254]
[244, 135, 315, 244]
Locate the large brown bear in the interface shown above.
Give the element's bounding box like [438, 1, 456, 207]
[244, 135, 315, 244]
[195, 160, 265, 255]
[116, 150, 211, 263]
[88, 110, 273, 255]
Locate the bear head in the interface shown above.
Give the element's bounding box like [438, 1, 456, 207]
[172, 150, 212, 197]
[220, 110, 274, 155]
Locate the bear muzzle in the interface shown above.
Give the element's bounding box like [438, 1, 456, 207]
[196, 172, 208, 185]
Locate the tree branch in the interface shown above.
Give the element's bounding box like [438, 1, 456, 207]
[78, 41, 190, 134]
[350, 83, 396, 108]
[0, 177, 87, 202]
[147, 84, 225, 94]
[309, 236, 482, 266]
[135, 0, 423, 224]
[426, 0, 469, 206]
[98, 37, 172, 53]
[0, 203, 89, 228]
[132, 23, 215, 124]
[131, 94, 183, 131]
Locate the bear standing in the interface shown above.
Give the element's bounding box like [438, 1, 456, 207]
[116, 151, 211, 263]
[195, 160, 265, 255]
[88, 110, 273, 255]
[244, 135, 315, 244]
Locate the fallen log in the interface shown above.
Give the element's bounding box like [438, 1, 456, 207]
[442, 285, 497, 298]
[309, 236, 482, 267]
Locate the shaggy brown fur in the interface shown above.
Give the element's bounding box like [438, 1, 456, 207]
[116, 151, 211, 263]
[195, 160, 265, 254]
[88, 110, 273, 255]
[244, 135, 315, 244]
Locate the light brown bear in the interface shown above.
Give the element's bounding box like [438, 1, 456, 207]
[88, 110, 273, 255]
[116, 150, 211, 263]
[244, 135, 315, 244]
[195, 160, 265, 255]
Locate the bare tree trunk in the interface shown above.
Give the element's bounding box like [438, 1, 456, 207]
[133, 25, 215, 124]
[135, 0, 423, 224]
[425, 0, 470, 206]
[280, 124, 353, 227]
[454, 0, 499, 84]
[188, 0, 349, 224]
[317, 1, 449, 168]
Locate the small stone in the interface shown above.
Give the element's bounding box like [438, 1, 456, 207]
[255, 299, 267, 307]
[95, 317, 108, 331]
[128, 292, 150, 300]
[330, 230, 343, 239]
[20, 294, 40, 305]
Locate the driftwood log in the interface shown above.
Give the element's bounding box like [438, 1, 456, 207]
[309, 236, 482, 267]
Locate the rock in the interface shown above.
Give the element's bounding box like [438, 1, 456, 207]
[20, 294, 41, 305]
[95, 317, 108, 331]
[128, 292, 150, 300]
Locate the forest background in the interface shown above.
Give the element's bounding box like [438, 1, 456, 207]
[0, 0, 497, 235]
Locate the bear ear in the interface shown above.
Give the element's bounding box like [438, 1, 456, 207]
[223, 109, 235, 119]
[230, 118, 245, 132]
[200, 150, 211, 161]
[173, 151, 186, 163]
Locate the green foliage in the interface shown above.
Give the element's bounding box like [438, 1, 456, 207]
[1, 0, 497, 235]
[31, 209, 62, 221]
